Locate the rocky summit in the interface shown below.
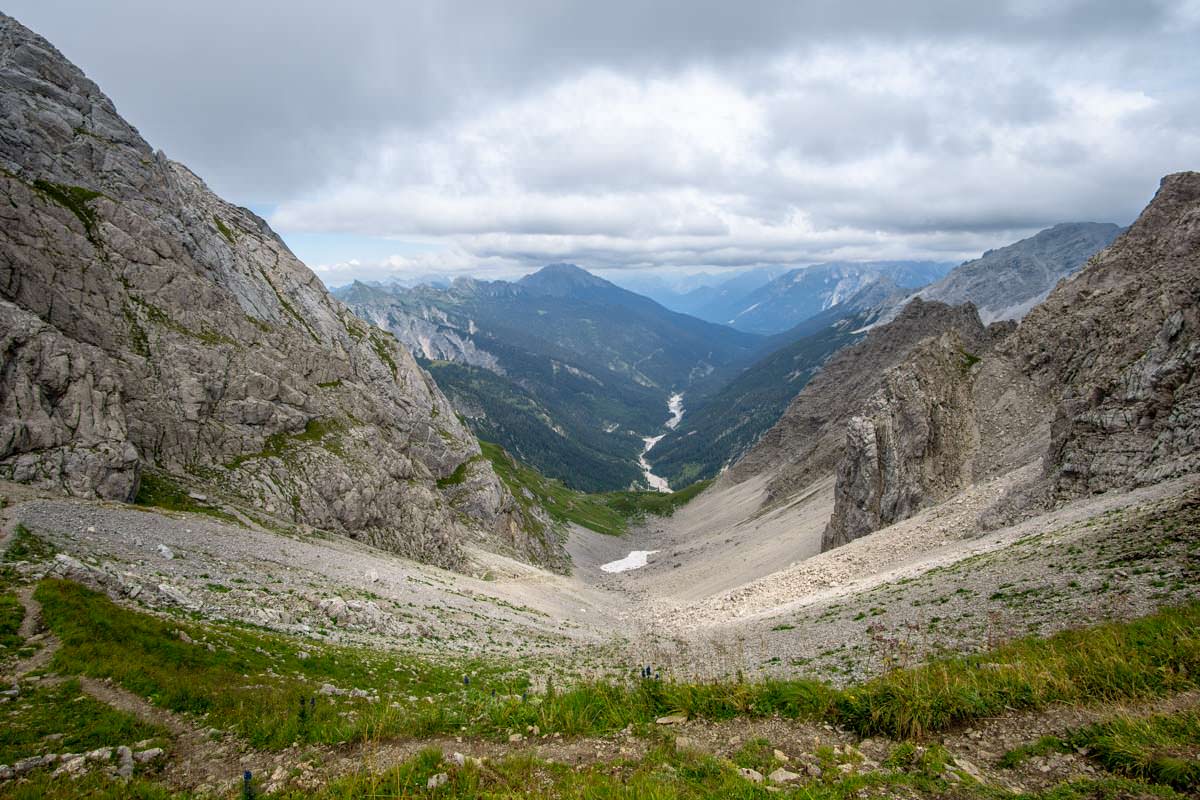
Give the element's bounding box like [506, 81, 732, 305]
[0, 14, 558, 569]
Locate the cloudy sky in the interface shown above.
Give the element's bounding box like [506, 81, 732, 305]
[9, 1, 1200, 287]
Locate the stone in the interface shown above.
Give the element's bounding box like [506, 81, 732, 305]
[427, 772, 448, 789]
[116, 745, 134, 778]
[773, 749, 789, 763]
[133, 748, 164, 764]
[157, 544, 174, 560]
[655, 713, 687, 725]
[768, 768, 801, 783]
[508, 733, 523, 743]
[85, 748, 114, 762]
[737, 768, 764, 783]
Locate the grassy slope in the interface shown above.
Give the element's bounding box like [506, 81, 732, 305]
[480, 440, 711, 536]
[5, 578, 1196, 798]
[32, 580, 1200, 746]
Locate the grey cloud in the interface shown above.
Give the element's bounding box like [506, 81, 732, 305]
[4, 1, 1197, 279]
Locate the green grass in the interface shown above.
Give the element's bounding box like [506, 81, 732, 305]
[836, 603, 1200, 739]
[34, 579, 528, 750]
[481, 441, 711, 536]
[32, 577, 1200, 754]
[213, 215, 236, 244]
[3, 525, 56, 563]
[133, 472, 238, 524]
[1068, 709, 1200, 792]
[30, 179, 103, 242]
[225, 418, 344, 470]
[0, 679, 168, 764]
[0, 593, 23, 653]
[0, 774, 182, 800]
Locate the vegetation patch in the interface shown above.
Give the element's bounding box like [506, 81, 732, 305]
[225, 418, 346, 470]
[133, 471, 238, 524]
[213, 214, 236, 244]
[30, 179, 103, 243]
[0, 679, 168, 765]
[3, 525, 56, 564]
[837, 603, 1200, 738]
[35, 579, 529, 750]
[481, 441, 710, 536]
[1068, 709, 1200, 792]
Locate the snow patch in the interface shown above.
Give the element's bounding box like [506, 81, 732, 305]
[600, 550, 660, 573]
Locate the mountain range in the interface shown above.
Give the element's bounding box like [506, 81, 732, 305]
[335, 264, 762, 491]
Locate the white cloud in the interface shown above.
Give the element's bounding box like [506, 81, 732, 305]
[270, 39, 1198, 280]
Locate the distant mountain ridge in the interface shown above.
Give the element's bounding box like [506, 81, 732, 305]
[722, 261, 955, 334]
[881, 222, 1123, 325]
[336, 265, 762, 491]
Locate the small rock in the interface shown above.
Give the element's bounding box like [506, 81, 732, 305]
[768, 768, 801, 783]
[773, 749, 789, 762]
[297, 651, 309, 660]
[116, 746, 133, 778]
[85, 747, 114, 762]
[737, 767, 764, 783]
[837, 762, 854, 774]
[177, 629, 194, 644]
[451, 752, 466, 767]
[318, 683, 345, 696]
[508, 733, 523, 743]
[655, 713, 687, 725]
[427, 772, 448, 789]
[133, 748, 164, 764]
[157, 544, 174, 560]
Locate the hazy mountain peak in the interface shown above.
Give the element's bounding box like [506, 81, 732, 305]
[517, 263, 614, 296]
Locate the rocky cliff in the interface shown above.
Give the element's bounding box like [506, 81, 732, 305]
[0, 14, 559, 569]
[726, 298, 990, 505]
[1008, 172, 1200, 499]
[822, 331, 982, 550]
[821, 172, 1199, 549]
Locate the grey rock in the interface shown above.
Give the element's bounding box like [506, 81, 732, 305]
[116, 745, 133, 778]
[0, 14, 558, 571]
[133, 748, 163, 764]
[737, 767, 764, 783]
[727, 298, 988, 511]
[768, 767, 801, 783]
[824, 331, 981, 549]
[427, 772, 448, 789]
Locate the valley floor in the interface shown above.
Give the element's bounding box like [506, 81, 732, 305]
[1, 462, 1197, 797]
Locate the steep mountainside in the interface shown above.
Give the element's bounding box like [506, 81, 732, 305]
[0, 14, 556, 569]
[885, 222, 1122, 324]
[725, 261, 953, 334]
[725, 299, 994, 504]
[646, 280, 906, 486]
[337, 265, 762, 491]
[821, 173, 1198, 551]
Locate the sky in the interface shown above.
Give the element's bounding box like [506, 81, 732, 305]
[7, 1, 1200, 288]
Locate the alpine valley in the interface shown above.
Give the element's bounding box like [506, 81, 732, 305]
[1, 10, 1198, 800]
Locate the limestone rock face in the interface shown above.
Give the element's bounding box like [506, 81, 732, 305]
[1010, 172, 1200, 498]
[727, 298, 989, 506]
[0, 298, 139, 499]
[0, 14, 559, 569]
[823, 332, 980, 550]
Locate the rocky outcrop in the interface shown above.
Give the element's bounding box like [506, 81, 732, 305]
[1007, 172, 1200, 499]
[726, 298, 989, 505]
[826, 172, 1200, 546]
[0, 298, 138, 499]
[0, 14, 558, 569]
[822, 331, 980, 550]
